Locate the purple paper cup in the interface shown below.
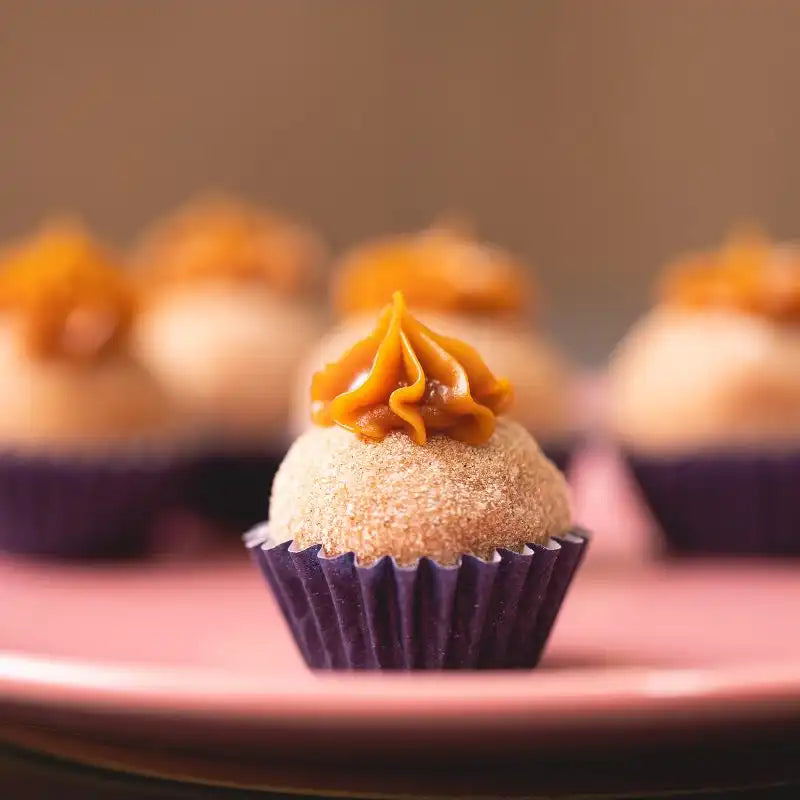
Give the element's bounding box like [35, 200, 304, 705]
[0, 449, 187, 559]
[624, 449, 800, 556]
[245, 524, 589, 670]
[183, 449, 285, 532]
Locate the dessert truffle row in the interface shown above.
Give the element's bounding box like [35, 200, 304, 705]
[0, 197, 327, 553]
[0, 199, 581, 554]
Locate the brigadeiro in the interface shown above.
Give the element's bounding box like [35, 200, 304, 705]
[608, 228, 800, 555]
[247, 290, 588, 670]
[0, 222, 189, 558]
[132, 194, 325, 529]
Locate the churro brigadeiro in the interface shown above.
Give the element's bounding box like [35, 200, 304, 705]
[270, 291, 571, 565]
[0, 222, 189, 559]
[133, 195, 324, 443]
[132, 195, 327, 531]
[608, 227, 800, 557]
[610, 228, 800, 453]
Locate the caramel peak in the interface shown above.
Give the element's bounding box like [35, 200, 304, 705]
[332, 224, 530, 317]
[659, 226, 800, 321]
[311, 291, 513, 445]
[0, 223, 134, 360]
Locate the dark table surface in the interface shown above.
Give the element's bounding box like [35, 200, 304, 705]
[3, 724, 800, 800]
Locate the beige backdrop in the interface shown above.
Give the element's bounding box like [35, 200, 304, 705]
[1, 0, 799, 361]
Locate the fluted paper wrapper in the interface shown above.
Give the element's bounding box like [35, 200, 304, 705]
[0, 449, 186, 558]
[184, 450, 284, 530]
[246, 524, 588, 670]
[625, 450, 800, 555]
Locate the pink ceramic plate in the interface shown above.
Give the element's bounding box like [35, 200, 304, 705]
[2, 443, 800, 767]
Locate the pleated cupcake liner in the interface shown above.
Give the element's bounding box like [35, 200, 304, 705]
[245, 524, 589, 670]
[624, 449, 800, 556]
[0, 449, 188, 559]
[183, 449, 285, 531]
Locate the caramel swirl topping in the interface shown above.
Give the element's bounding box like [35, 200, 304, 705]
[311, 291, 513, 445]
[660, 228, 800, 321]
[135, 196, 323, 296]
[0, 223, 135, 361]
[333, 223, 530, 317]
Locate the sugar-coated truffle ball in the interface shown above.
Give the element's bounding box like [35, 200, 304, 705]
[0, 321, 178, 450]
[135, 283, 319, 442]
[609, 307, 800, 452]
[269, 418, 571, 565]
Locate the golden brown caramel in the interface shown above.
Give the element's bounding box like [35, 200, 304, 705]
[0, 223, 135, 360]
[311, 291, 513, 445]
[660, 228, 800, 321]
[333, 223, 530, 317]
[134, 195, 322, 296]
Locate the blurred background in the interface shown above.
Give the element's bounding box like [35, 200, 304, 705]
[1, 0, 799, 361]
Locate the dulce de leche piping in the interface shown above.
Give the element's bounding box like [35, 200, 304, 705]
[333, 224, 530, 318]
[0, 223, 135, 360]
[311, 291, 513, 445]
[134, 196, 322, 297]
[659, 228, 800, 321]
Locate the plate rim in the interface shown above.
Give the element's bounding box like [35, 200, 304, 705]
[3, 650, 800, 733]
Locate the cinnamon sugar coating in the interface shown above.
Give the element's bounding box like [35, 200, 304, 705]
[269, 418, 571, 565]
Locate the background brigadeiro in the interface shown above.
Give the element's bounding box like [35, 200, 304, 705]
[608, 229, 800, 555]
[132, 194, 326, 531]
[0, 222, 191, 558]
